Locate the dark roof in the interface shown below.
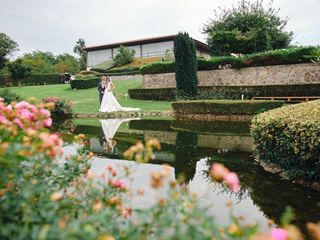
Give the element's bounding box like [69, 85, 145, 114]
[84, 34, 210, 52]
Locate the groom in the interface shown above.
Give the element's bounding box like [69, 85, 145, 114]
[97, 77, 105, 104]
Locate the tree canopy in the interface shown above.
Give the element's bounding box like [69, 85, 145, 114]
[0, 33, 18, 69]
[73, 38, 87, 70]
[202, 0, 293, 55]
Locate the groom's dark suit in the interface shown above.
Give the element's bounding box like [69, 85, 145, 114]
[97, 82, 105, 104]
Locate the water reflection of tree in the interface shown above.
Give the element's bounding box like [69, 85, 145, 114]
[174, 131, 199, 184]
[206, 153, 320, 233]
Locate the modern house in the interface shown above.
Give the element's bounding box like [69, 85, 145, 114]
[85, 35, 211, 68]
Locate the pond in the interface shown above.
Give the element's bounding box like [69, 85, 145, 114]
[63, 118, 320, 233]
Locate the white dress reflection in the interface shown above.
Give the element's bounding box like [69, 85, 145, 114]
[99, 118, 137, 153]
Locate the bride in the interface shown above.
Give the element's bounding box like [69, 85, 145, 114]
[99, 76, 140, 112]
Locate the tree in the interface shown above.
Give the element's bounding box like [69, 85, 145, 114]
[202, 0, 293, 55]
[21, 51, 57, 73]
[55, 53, 79, 74]
[174, 32, 198, 99]
[113, 45, 135, 67]
[0, 33, 18, 70]
[73, 38, 87, 70]
[7, 58, 31, 81]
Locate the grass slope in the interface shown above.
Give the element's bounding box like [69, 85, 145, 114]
[3, 79, 172, 114]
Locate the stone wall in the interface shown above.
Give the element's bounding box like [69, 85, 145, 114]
[111, 74, 143, 81]
[143, 63, 320, 89]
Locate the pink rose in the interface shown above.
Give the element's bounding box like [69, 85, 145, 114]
[20, 109, 34, 121]
[224, 172, 240, 192]
[211, 163, 230, 180]
[271, 228, 288, 240]
[13, 118, 24, 129]
[43, 118, 52, 127]
[40, 109, 51, 118]
[15, 101, 31, 109]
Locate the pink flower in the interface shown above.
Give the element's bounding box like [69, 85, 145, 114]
[43, 118, 52, 127]
[40, 109, 51, 118]
[13, 118, 24, 129]
[224, 172, 240, 192]
[211, 163, 230, 180]
[271, 228, 288, 240]
[15, 101, 31, 109]
[0, 115, 9, 125]
[20, 109, 34, 121]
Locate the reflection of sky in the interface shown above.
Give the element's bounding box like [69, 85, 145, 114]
[63, 144, 270, 230]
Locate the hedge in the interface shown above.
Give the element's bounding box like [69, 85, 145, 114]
[140, 46, 319, 75]
[0, 74, 60, 87]
[128, 84, 320, 101]
[251, 100, 320, 180]
[172, 100, 285, 115]
[70, 77, 100, 89]
[91, 67, 140, 76]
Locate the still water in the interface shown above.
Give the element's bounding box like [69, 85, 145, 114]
[63, 118, 320, 232]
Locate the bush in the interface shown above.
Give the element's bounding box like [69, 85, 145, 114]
[174, 32, 198, 98]
[172, 100, 284, 115]
[42, 97, 73, 120]
[113, 45, 135, 67]
[128, 84, 320, 101]
[139, 46, 319, 75]
[78, 70, 100, 75]
[140, 61, 175, 75]
[0, 73, 60, 86]
[70, 76, 100, 89]
[0, 89, 21, 103]
[128, 88, 176, 101]
[251, 100, 320, 180]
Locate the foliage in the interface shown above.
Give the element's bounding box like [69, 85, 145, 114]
[251, 100, 320, 180]
[0, 73, 60, 86]
[93, 59, 115, 70]
[140, 46, 318, 74]
[73, 38, 87, 70]
[111, 57, 161, 70]
[140, 61, 175, 75]
[129, 88, 177, 101]
[42, 97, 73, 121]
[70, 76, 100, 89]
[174, 32, 198, 98]
[113, 45, 136, 67]
[0, 32, 18, 69]
[172, 100, 284, 115]
[7, 58, 32, 81]
[0, 89, 21, 103]
[202, 0, 293, 55]
[129, 84, 320, 101]
[55, 53, 79, 74]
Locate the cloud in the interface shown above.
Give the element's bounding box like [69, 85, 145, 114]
[1, 0, 319, 58]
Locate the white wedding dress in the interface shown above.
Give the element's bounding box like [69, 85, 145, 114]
[99, 81, 140, 112]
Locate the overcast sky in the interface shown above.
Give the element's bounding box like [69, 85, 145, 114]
[1, 0, 319, 58]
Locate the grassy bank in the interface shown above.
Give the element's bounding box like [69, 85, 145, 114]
[1, 79, 172, 113]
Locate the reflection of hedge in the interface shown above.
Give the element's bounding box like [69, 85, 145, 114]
[0, 74, 60, 86]
[172, 100, 284, 115]
[70, 77, 100, 89]
[129, 84, 320, 101]
[129, 119, 173, 132]
[251, 100, 320, 180]
[140, 46, 318, 75]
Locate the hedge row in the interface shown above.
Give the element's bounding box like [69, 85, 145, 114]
[70, 77, 100, 89]
[91, 67, 140, 76]
[0, 74, 60, 87]
[251, 100, 320, 180]
[140, 46, 318, 75]
[128, 84, 320, 101]
[172, 100, 285, 115]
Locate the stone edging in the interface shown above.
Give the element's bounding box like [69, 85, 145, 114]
[73, 111, 175, 119]
[175, 113, 253, 122]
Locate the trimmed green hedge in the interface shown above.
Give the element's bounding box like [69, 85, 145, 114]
[140, 46, 319, 75]
[129, 84, 320, 101]
[172, 100, 284, 115]
[70, 77, 100, 89]
[0, 74, 60, 86]
[251, 100, 320, 180]
[128, 88, 176, 101]
[91, 67, 140, 76]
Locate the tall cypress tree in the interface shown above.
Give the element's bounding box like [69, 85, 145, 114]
[174, 32, 198, 99]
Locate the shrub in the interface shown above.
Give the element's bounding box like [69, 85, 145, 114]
[113, 45, 135, 67]
[251, 100, 320, 180]
[7, 58, 32, 81]
[70, 76, 100, 89]
[0, 73, 60, 86]
[172, 100, 284, 115]
[0, 89, 21, 103]
[78, 70, 100, 75]
[42, 97, 73, 120]
[129, 84, 320, 101]
[174, 32, 198, 98]
[140, 61, 175, 75]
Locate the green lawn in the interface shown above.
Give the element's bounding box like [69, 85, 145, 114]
[3, 79, 172, 113]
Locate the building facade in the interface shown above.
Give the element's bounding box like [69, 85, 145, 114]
[85, 35, 211, 68]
